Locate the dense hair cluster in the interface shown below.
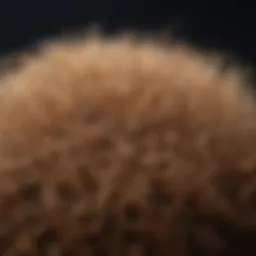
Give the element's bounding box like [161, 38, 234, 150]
[0, 36, 256, 255]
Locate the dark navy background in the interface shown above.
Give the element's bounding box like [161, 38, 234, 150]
[0, 0, 255, 65]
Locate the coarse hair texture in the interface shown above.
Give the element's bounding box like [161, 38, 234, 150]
[0, 34, 256, 255]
